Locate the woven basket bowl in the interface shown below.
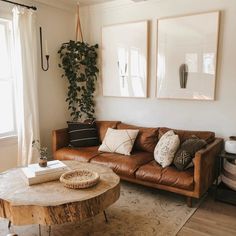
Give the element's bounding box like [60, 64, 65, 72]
[60, 169, 100, 189]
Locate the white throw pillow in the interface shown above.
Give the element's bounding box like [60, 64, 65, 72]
[98, 128, 139, 155]
[154, 130, 180, 168]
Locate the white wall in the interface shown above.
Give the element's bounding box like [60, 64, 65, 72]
[1, 0, 236, 171]
[0, 0, 75, 171]
[36, 2, 75, 156]
[0, 138, 17, 172]
[81, 0, 236, 138]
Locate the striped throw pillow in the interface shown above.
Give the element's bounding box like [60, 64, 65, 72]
[67, 122, 99, 147]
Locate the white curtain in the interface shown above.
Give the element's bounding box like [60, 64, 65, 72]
[12, 6, 40, 166]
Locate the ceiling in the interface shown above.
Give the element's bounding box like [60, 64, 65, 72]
[33, 0, 116, 10]
[33, 0, 149, 10]
[72, 0, 148, 6]
[78, 0, 116, 5]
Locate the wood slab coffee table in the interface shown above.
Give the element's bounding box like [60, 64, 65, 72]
[0, 161, 120, 235]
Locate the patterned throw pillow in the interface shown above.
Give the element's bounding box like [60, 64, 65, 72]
[173, 136, 207, 170]
[154, 130, 180, 168]
[98, 128, 139, 155]
[67, 122, 99, 147]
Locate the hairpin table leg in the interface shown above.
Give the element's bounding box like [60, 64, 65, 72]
[39, 224, 41, 236]
[8, 221, 11, 229]
[103, 210, 108, 223]
[7, 221, 18, 236]
[48, 225, 51, 236]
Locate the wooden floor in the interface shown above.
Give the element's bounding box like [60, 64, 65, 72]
[178, 190, 236, 236]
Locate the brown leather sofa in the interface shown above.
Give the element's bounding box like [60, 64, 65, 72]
[52, 121, 223, 207]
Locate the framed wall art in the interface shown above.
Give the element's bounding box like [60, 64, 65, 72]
[156, 11, 220, 100]
[102, 21, 148, 98]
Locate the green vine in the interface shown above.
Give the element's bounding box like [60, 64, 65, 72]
[58, 40, 99, 121]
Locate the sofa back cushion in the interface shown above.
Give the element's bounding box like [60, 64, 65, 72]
[96, 121, 121, 142]
[117, 123, 159, 153]
[159, 127, 215, 144]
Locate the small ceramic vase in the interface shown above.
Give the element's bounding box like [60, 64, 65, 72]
[39, 156, 47, 167]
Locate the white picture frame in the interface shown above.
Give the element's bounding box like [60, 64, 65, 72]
[156, 11, 220, 100]
[102, 21, 148, 98]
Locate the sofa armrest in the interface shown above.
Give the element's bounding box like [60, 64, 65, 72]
[193, 138, 223, 198]
[52, 128, 69, 157]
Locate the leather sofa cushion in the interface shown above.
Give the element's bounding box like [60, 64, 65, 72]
[96, 121, 121, 142]
[117, 123, 159, 153]
[54, 146, 100, 162]
[135, 160, 194, 190]
[159, 127, 215, 144]
[90, 151, 154, 178]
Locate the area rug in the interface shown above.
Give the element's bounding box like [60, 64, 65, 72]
[0, 182, 201, 236]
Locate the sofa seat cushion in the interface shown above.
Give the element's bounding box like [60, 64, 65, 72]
[135, 160, 194, 190]
[54, 146, 100, 162]
[117, 123, 159, 153]
[90, 152, 154, 178]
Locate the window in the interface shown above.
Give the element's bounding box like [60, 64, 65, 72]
[0, 18, 16, 138]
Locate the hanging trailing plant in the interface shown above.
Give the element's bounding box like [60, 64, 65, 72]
[58, 40, 99, 121]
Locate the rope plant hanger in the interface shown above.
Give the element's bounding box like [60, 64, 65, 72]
[58, 5, 99, 121]
[76, 4, 84, 42]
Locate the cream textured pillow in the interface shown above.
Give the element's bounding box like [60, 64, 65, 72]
[154, 130, 180, 168]
[98, 128, 139, 155]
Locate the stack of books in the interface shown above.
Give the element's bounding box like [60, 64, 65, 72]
[21, 160, 70, 185]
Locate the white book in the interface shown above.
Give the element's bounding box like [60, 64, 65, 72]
[21, 166, 70, 186]
[28, 160, 68, 176]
